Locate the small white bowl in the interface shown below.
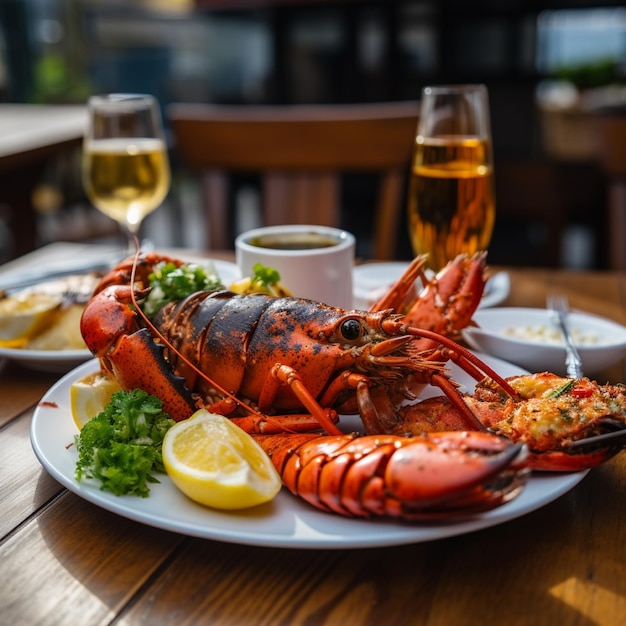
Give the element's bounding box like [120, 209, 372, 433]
[462, 307, 626, 376]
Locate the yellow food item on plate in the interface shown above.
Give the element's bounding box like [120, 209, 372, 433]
[28, 304, 88, 350]
[0, 292, 62, 347]
[162, 409, 282, 510]
[0, 273, 100, 351]
[70, 371, 122, 430]
[229, 277, 291, 297]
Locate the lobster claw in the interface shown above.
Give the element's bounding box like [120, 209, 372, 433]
[382, 432, 528, 517]
[80, 285, 142, 356]
[370, 252, 487, 340]
[80, 282, 198, 422]
[386, 433, 527, 505]
[258, 430, 530, 520]
[103, 328, 198, 422]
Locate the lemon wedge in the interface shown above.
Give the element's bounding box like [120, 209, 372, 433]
[0, 292, 62, 346]
[229, 277, 254, 294]
[162, 409, 282, 510]
[70, 371, 122, 430]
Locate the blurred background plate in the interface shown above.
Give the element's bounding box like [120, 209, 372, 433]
[0, 254, 241, 373]
[0, 346, 92, 373]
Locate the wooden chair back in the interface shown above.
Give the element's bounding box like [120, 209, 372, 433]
[167, 101, 419, 259]
[595, 114, 626, 269]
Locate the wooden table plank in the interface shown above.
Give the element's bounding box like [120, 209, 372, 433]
[502, 267, 626, 321]
[0, 493, 184, 626]
[0, 411, 63, 539]
[0, 361, 57, 427]
[114, 457, 626, 625]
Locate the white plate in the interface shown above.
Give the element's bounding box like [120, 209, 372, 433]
[0, 257, 241, 374]
[352, 262, 510, 311]
[482, 272, 511, 308]
[0, 347, 92, 374]
[30, 355, 586, 549]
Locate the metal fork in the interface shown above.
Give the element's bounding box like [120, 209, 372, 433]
[547, 292, 583, 378]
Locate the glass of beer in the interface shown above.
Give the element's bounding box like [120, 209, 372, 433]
[407, 84, 495, 271]
[82, 93, 170, 254]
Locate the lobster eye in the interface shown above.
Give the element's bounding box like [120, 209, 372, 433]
[340, 318, 362, 341]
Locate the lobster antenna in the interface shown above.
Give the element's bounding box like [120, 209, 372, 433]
[402, 325, 520, 399]
[127, 247, 267, 421]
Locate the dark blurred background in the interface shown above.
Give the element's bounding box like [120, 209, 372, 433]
[1, 0, 625, 268]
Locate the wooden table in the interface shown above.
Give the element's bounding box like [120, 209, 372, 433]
[0, 105, 87, 257]
[2, 244, 626, 626]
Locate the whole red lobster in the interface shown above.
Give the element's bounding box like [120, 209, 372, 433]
[80, 251, 530, 520]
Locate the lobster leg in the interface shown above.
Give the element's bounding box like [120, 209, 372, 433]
[369, 255, 428, 313]
[257, 364, 343, 436]
[245, 362, 411, 437]
[230, 413, 337, 434]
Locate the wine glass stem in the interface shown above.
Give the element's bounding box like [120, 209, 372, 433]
[121, 223, 141, 257]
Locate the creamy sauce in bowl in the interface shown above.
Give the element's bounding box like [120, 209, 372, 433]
[500, 324, 606, 346]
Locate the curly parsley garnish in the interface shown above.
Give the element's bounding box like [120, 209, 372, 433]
[143, 261, 224, 317]
[75, 389, 175, 497]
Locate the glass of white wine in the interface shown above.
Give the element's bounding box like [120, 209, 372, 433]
[407, 84, 495, 272]
[82, 93, 170, 255]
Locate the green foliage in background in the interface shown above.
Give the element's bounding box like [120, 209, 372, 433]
[553, 58, 622, 90]
[31, 53, 92, 103]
